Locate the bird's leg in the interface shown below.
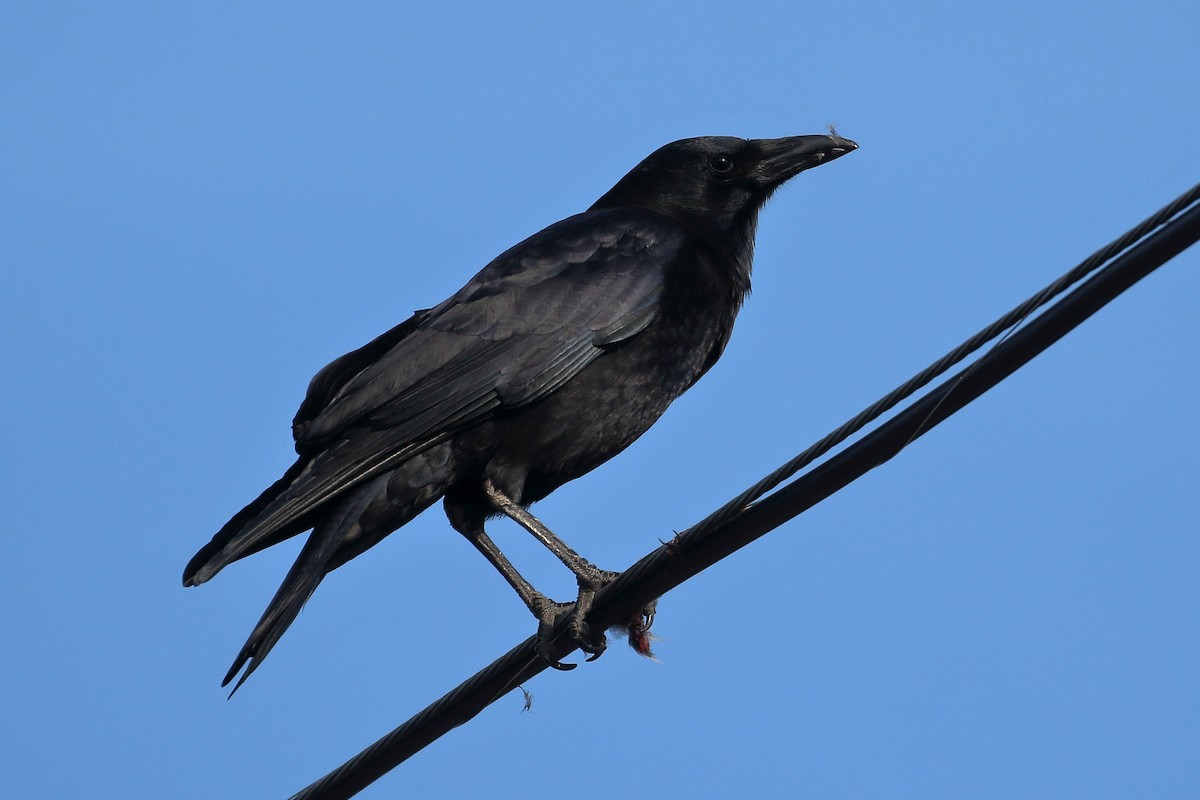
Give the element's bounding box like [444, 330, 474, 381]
[482, 479, 608, 581]
[457, 524, 578, 670]
[483, 479, 618, 660]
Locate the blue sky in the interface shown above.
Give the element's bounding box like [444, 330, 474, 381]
[3, 2, 1197, 798]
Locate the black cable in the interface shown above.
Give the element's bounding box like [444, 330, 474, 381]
[603, 192, 1200, 610]
[288, 183, 1200, 800]
[687, 181, 1200, 538]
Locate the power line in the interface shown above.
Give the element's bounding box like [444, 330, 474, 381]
[288, 182, 1200, 800]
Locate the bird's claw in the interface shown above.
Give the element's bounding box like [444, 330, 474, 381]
[529, 569, 621, 669]
[568, 568, 619, 660]
[572, 610, 607, 661]
[533, 597, 577, 670]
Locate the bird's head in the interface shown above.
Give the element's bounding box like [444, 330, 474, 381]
[591, 134, 857, 250]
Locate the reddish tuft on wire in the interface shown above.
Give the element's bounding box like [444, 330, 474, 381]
[609, 602, 659, 661]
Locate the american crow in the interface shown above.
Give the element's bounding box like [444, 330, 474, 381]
[185, 134, 856, 690]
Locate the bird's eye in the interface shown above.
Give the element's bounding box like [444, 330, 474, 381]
[708, 154, 735, 174]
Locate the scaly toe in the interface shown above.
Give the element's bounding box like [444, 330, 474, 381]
[533, 597, 577, 670]
[568, 581, 609, 660]
[572, 613, 607, 659]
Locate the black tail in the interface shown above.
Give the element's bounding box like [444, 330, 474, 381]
[221, 479, 380, 695]
[195, 444, 457, 692]
[183, 458, 310, 587]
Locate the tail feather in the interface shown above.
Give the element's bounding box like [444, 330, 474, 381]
[183, 458, 310, 587]
[222, 480, 380, 695]
[196, 443, 457, 693]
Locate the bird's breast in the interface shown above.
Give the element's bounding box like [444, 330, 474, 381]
[478, 262, 744, 504]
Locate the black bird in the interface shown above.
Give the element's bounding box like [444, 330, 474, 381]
[184, 133, 857, 691]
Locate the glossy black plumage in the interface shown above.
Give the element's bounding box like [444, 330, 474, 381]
[184, 134, 856, 690]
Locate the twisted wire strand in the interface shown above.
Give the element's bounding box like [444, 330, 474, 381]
[686, 182, 1200, 538]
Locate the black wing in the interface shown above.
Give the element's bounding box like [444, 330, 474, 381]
[292, 309, 433, 447]
[182, 311, 432, 583]
[188, 207, 688, 582]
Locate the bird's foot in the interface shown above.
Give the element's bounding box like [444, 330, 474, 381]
[570, 568, 621, 662]
[529, 568, 621, 669]
[531, 595, 578, 671]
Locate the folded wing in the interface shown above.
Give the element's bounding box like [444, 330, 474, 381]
[186, 207, 687, 584]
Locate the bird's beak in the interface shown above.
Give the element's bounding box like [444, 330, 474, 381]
[754, 134, 858, 186]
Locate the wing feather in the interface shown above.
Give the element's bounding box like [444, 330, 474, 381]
[194, 208, 688, 579]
